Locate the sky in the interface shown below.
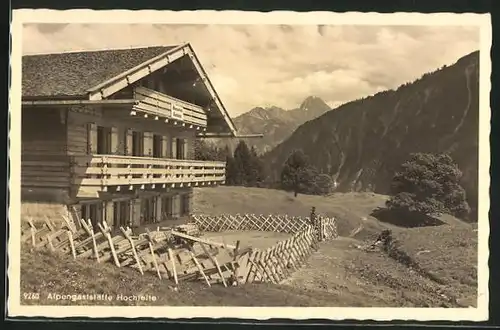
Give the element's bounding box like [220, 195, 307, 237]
[22, 23, 479, 117]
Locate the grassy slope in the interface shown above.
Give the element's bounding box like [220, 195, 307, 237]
[21, 247, 346, 306]
[21, 186, 477, 307]
[193, 186, 390, 239]
[194, 186, 478, 307]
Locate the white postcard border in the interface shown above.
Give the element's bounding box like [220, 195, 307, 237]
[8, 9, 492, 321]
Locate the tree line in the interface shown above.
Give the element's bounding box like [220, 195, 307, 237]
[194, 139, 266, 187]
[195, 140, 335, 194]
[195, 140, 471, 220]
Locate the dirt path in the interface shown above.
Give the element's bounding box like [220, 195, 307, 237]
[281, 237, 461, 307]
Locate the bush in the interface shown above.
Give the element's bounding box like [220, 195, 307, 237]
[280, 150, 335, 196]
[309, 173, 335, 195]
[280, 150, 316, 197]
[386, 153, 470, 219]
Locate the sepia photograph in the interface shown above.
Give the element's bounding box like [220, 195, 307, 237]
[7, 10, 491, 321]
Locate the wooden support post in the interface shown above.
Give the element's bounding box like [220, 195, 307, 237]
[171, 231, 237, 250]
[30, 227, 36, 247]
[46, 233, 55, 251]
[231, 240, 241, 285]
[44, 215, 56, 232]
[68, 230, 76, 259]
[62, 215, 77, 233]
[98, 222, 120, 267]
[200, 243, 227, 287]
[149, 241, 162, 279]
[188, 249, 211, 287]
[244, 251, 257, 283]
[167, 248, 179, 287]
[87, 219, 101, 263]
[120, 227, 143, 275]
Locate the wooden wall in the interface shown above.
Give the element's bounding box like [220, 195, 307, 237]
[66, 105, 197, 159]
[21, 108, 71, 203]
[71, 187, 194, 229]
[22, 108, 67, 155]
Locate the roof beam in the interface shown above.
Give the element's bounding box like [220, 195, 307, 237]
[22, 99, 138, 107]
[86, 44, 188, 100]
[197, 132, 264, 138]
[185, 45, 238, 137]
[83, 42, 239, 139]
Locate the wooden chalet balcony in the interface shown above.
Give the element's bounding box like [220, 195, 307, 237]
[132, 86, 208, 128]
[71, 155, 226, 198]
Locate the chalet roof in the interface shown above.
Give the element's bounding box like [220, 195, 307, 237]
[21, 44, 249, 137]
[22, 46, 177, 98]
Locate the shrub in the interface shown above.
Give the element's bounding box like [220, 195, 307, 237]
[386, 153, 470, 219]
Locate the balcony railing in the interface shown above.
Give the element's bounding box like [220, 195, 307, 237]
[133, 86, 208, 127]
[71, 154, 226, 197]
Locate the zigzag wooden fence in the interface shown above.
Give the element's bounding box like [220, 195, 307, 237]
[192, 213, 309, 233]
[237, 225, 319, 284]
[192, 213, 338, 239]
[21, 216, 248, 289]
[23, 209, 338, 288]
[191, 212, 338, 284]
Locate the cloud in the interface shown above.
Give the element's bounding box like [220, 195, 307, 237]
[22, 23, 479, 117]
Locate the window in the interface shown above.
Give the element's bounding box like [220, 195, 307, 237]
[97, 126, 112, 154]
[180, 194, 190, 216]
[141, 197, 157, 224]
[145, 78, 155, 90]
[113, 201, 129, 228]
[176, 138, 185, 160]
[161, 196, 173, 220]
[81, 202, 102, 227]
[132, 131, 144, 156]
[153, 134, 163, 158]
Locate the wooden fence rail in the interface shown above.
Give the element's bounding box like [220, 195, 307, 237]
[192, 214, 310, 234]
[21, 216, 245, 289]
[192, 213, 338, 238]
[22, 211, 338, 288]
[237, 225, 319, 284]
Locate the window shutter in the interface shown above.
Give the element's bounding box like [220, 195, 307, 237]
[131, 199, 142, 227]
[171, 138, 177, 159]
[144, 132, 153, 157]
[105, 202, 114, 228]
[125, 129, 133, 156]
[162, 135, 169, 158]
[110, 127, 119, 155]
[155, 196, 162, 222]
[183, 138, 188, 160]
[87, 123, 98, 154]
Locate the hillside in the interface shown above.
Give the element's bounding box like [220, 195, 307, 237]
[207, 96, 331, 154]
[193, 187, 477, 307]
[21, 187, 477, 308]
[262, 51, 480, 218]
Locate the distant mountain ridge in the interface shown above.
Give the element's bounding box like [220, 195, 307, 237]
[208, 96, 332, 154]
[262, 51, 480, 218]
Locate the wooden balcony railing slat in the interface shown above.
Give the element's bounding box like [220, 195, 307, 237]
[133, 86, 208, 127]
[70, 154, 226, 189]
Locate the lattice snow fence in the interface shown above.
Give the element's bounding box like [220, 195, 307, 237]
[21, 216, 246, 289]
[317, 216, 338, 240]
[234, 225, 319, 284]
[192, 213, 338, 238]
[193, 214, 310, 234]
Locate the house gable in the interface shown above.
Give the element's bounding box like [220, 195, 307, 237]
[22, 44, 238, 137]
[22, 46, 177, 99]
[86, 44, 237, 137]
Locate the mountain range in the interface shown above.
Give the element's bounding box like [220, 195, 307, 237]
[208, 96, 331, 154]
[262, 51, 480, 217]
